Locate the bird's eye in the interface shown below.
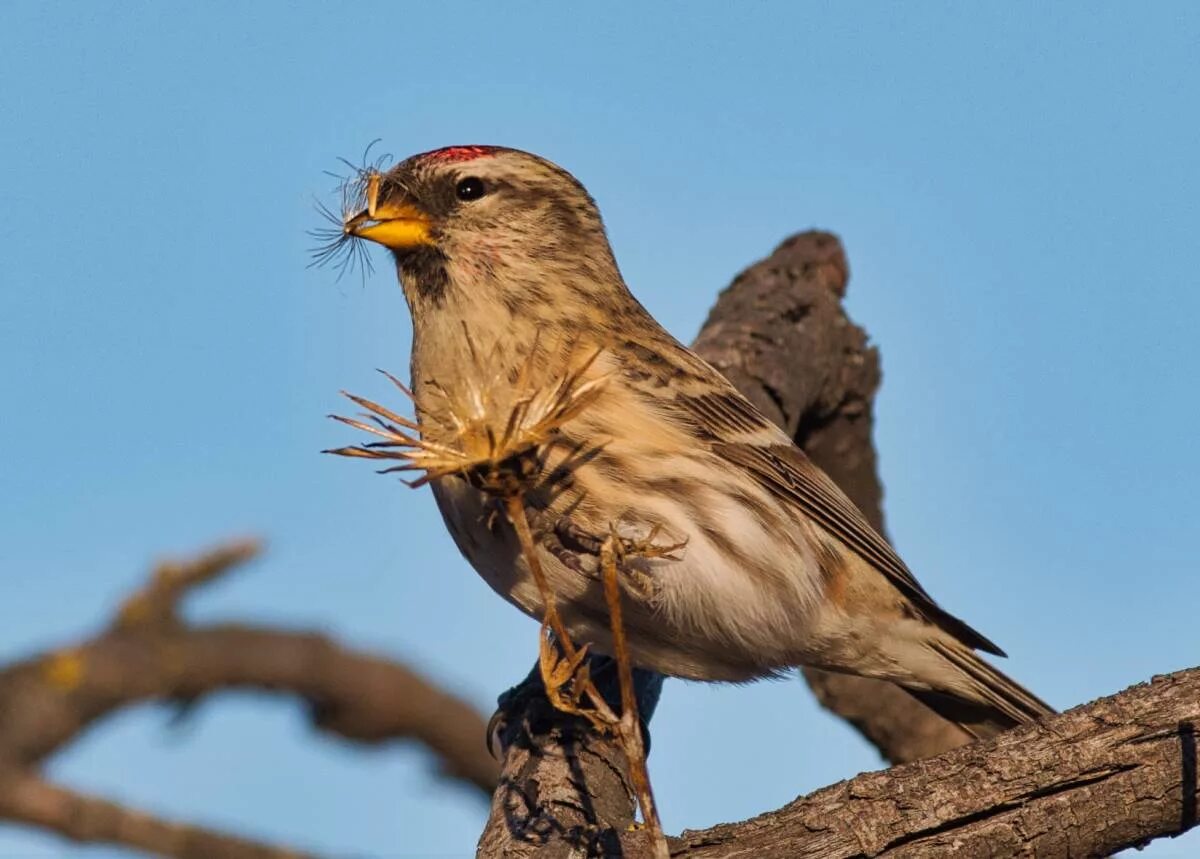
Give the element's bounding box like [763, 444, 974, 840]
[455, 177, 486, 201]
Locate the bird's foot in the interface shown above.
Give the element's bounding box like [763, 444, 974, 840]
[537, 628, 613, 733]
[614, 522, 688, 563]
[553, 518, 684, 599]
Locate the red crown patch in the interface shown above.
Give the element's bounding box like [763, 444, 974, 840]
[417, 145, 499, 164]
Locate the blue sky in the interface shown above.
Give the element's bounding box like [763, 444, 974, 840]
[1, 2, 1197, 857]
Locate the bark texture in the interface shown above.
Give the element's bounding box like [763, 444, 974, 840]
[671, 668, 1199, 858]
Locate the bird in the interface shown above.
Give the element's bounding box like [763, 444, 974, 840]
[329, 144, 1054, 739]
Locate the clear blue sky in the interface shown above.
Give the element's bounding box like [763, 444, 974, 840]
[2, 3, 1198, 857]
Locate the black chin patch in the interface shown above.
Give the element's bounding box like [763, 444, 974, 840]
[395, 246, 450, 305]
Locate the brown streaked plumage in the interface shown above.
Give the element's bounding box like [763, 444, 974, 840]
[329, 145, 1054, 737]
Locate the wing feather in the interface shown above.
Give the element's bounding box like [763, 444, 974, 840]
[716, 441, 1005, 656]
[662, 383, 1005, 656]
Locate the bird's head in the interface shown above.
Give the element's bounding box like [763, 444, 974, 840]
[333, 146, 629, 328]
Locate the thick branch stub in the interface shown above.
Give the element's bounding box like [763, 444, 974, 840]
[693, 231, 971, 764]
[481, 659, 664, 857]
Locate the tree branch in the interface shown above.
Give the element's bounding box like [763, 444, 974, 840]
[0, 540, 499, 858]
[672, 667, 1200, 858]
[0, 770, 319, 859]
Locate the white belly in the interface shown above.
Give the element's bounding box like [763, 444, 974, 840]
[428, 454, 828, 682]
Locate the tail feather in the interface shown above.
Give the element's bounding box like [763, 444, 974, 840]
[911, 639, 1055, 739]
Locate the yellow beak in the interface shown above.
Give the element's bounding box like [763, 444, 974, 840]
[345, 201, 434, 250]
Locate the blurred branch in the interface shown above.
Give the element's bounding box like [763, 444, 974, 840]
[112, 537, 261, 630]
[0, 770, 318, 859]
[0, 540, 499, 858]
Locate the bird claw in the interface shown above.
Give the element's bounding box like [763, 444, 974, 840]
[610, 525, 686, 599]
[538, 632, 614, 733]
[615, 523, 688, 563]
[552, 519, 684, 599]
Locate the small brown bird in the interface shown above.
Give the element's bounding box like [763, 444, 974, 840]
[333, 145, 1053, 738]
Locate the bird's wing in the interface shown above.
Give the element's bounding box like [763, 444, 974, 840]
[666, 386, 1005, 656]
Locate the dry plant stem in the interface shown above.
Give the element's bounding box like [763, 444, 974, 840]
[599, 536, 668, 859]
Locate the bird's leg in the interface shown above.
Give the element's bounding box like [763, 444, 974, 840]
[503, 495, 614, 731]
[600, 532, 668, 858]
[504, 495, 577, 657]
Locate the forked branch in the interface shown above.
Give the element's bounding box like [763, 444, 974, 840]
[0, 540, 499, 859]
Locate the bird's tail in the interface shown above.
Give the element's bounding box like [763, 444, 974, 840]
[905, 638, 1055, 740]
